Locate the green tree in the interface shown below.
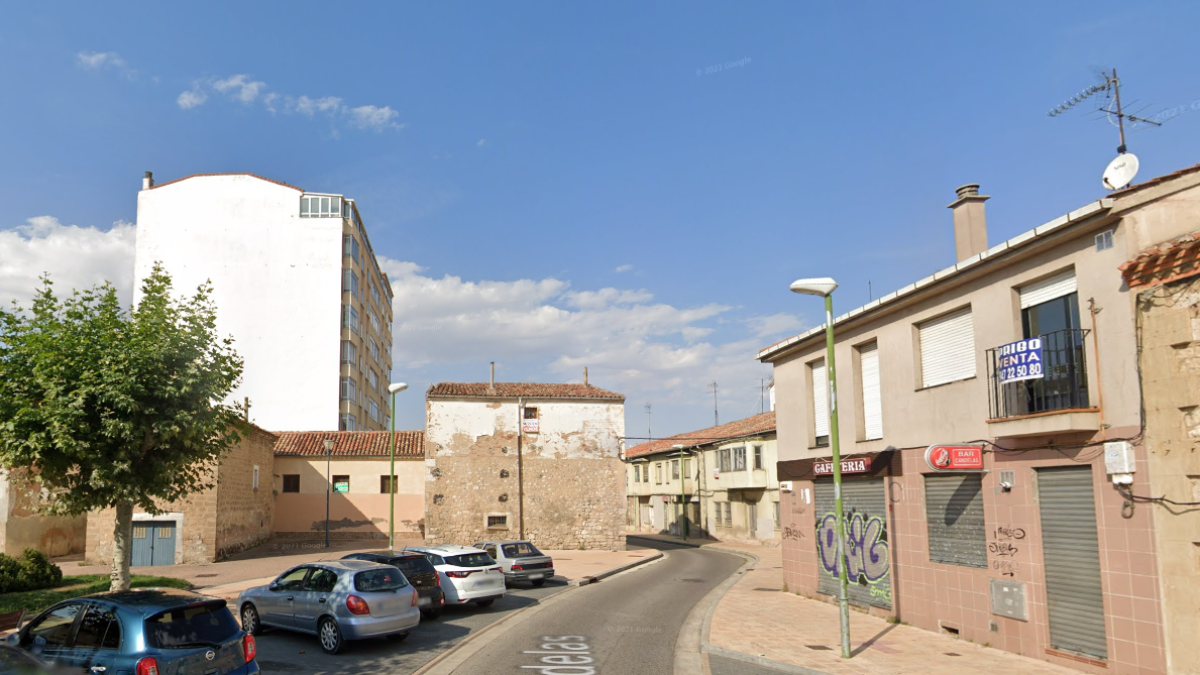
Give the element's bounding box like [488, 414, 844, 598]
[0, 264, 245, 590]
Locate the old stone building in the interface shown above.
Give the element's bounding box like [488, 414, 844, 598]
[0, 469, 87, 557]
[87, 426, 278, 565]
[423, 378, 626, 550]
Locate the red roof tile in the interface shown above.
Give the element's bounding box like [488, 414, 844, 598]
[273, 431, 424, 458]
[148, 172, 304, 192]
[426, 382, 625, 401]
[624, 411, 775, 458]
[1119, 230, 1200, 289]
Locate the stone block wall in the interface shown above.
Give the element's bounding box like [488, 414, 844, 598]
[0, 468, 88, 557]
[214, 427, 277, 559]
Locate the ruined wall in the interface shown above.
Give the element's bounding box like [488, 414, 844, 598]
[424, 397, 625, 550]
[0, 468, 88, 557]
[1138, 276, 1200, 675]
[214, 427, 277, 559]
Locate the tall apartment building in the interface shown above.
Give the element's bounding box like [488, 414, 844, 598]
[134, 172, 394, 432]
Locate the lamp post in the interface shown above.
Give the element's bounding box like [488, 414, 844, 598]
[323, 438, 335, 548]
[387, 382, 409, 552]
[673, 444, 688, 540]
[790, 277, 851, 659]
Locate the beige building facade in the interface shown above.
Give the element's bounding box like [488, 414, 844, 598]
[424, 379, 626, 550]
[0, 469, 87, 557]
[760, 165, 1200, 675]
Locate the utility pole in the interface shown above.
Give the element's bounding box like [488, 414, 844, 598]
[645, 403, 652, 440]
[708, 382, 719, 426]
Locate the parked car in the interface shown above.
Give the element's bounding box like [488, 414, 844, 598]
[402, 545, 506, 608]
[0, 644, 68, 675]
[7, 587, 258, 674]
[238, 560, 420, 655]
[341, 551, 446, 620]
[473, 540, 555, 587]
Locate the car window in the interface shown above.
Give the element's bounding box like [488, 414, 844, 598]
[354, 568, 408, 592]
[445, 553, 495, 568]
[144, 602, 240, 649]
[275, 567, 310, 591]
[392, 557, 436, 577]
[305, 569, 338, 593]
[28, 604, 82, 647]
[73, 605, 121, 650]
[418, 552, 445, 566]
[502, 542, 542, 557]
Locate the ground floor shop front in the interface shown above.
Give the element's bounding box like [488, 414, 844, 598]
[778, 444, 1167, 675]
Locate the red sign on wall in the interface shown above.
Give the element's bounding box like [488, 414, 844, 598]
[924, 445, 984, 471]
[813, 458, 869, 476]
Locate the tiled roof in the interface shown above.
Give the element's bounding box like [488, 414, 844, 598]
[1119, 230, 1200, 289]
[273, 431, 424, 458]
[1111, 161, 1200, 197]
[426, 382, 625, 401]
[623, 411, 775, 459]
[148, 173, 304, 192]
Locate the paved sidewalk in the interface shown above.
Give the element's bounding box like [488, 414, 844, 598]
[636, 533, 1081, 675]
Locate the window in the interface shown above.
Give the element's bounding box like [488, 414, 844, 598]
[332, 475, 349, 493]
[340, 377, 357, 402]
[718, 448, 731, 472]
[29, 603, 82, 646]
[369, 399, 380, 422]
[925, 474, 987, 568]
[74, 606, 121, 650]
[282, 475, 300, 492]
[368, 369, 379, 390]
[753, 446, 763, 470]
[368, 337, 379, 362]
[306, 568, 339, 593]
[340, 413, 357, 431]
[1095, 229, 1114, 251]
[918, 307, 976, 388]
[343, 234, 360, 264]
[348, 271, 360, 299]
[343, 305, 360, 335]
[487, 514, 509, 529]
[859, 342, 883, 440]
[355, 568, 408, 592]
[145, 602, 240, 649]
[301, 194, 343, 218]
[642, 465, 649, 482]
[672, 459, 680, 479]
[773, 501, 780, 527]
[811, 359, 830, 447]
[370, 308, 381, 335]
[733, 447, 746, 471]
[683, 457, 692, 478]
[633, 466, 641, 483]
[341, 341, 357, 365]
[655, 463, 662, 484]
[252, 465, 260, 490]
[380, 475, 398, 493]
[274, 567, 310, 591]
[371, 281, 381, 307]
[723, 502, 732, 525]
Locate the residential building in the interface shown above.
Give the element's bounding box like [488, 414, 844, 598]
[759, 165, 1200, 675]
[423, 371, 626, 550]
[272, 430, 425, 541]
[623, 412, 779, 543]
[0, 469, 87, 557]
[134, 172, 394, 432]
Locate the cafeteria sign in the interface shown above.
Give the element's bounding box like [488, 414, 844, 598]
[996, 337, 1044, 384]
[813, 458, 869, 476]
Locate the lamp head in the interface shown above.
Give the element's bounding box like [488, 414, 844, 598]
[323, 439, 335, 452]
[789, 277, 838, 297]
[672, 444, 685, 450]
[388, 382, 409, 394]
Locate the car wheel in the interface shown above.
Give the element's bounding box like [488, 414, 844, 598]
[421, 608, 442, 620]
[240, 604, 262, 636]
[475, 599, 495, 608]
[318, 617, 345, 655]
[387, 631, 410, 641]
[531, 579, 546, 588]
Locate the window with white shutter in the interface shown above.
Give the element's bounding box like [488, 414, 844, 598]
[859, 343, 883, 440]
[918, 307, 976, 388]
[811, 360, 829, 446]
[1019, 270, 1076, 309]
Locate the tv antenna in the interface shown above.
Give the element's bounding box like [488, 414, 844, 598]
[1047, 68, 1162, 190]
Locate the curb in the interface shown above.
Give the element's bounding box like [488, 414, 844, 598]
[626, 534, 704, 549]
[704, 645, 834, 675]
[673, 548, 756, 675]
[413, 551, 664, 675]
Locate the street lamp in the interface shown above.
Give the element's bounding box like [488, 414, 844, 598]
[323, 438, 335, 548]
[673, 444, 688, 540]
[790, 277, 851, 659]
[387, 382, 409, 552]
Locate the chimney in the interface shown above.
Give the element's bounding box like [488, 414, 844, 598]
[489, 361, 496, 395]
[142, 171, 154, 190]
[948, 183, 989, 261]
[584, 367, 589, 387]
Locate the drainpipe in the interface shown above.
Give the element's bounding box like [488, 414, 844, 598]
[517, 396, 525, 539]
[1088, 298, 1107, 439]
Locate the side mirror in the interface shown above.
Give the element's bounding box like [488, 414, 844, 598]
[268, 583, 280, 592]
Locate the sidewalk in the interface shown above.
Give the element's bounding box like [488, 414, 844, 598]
[638, 533, 1081, 675]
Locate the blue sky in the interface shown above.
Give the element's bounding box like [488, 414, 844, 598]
[3, 2, 1199, 439]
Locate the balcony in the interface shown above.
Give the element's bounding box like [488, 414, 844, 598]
[985, 328, 1099, 437]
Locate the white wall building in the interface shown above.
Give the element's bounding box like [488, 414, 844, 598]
[134, 172, 394, 432]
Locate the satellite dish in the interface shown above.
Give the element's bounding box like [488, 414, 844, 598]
[1103, 152, 1139, 190]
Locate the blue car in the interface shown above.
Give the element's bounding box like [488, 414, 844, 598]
[7, 587, 258, 675]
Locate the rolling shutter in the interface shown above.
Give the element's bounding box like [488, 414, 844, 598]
[814, 479, 890, 609]
[918, 307, 976, 387]
[1037, 466, 1107, 659]
[1020, 270, 1077, 309]
[811, 360, 829, 439]
[860, 344, 882, 440]
[924, 474, 987, 567]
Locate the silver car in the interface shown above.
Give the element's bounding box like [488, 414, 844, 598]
[474, 540, 555, 587]
[236, 560, 420, 655]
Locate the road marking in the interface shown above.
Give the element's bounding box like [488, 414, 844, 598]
[521, 635, 595, 674]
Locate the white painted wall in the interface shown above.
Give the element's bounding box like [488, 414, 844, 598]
[426, 397, 624, 459]
[135, 175, 344, 431]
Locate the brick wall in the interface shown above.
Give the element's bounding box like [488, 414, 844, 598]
[214, 427, 277, 559]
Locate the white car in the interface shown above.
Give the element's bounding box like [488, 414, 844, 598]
[402, 545, 506, 608]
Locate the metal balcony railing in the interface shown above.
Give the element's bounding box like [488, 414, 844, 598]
[986, 328, 1091, 420]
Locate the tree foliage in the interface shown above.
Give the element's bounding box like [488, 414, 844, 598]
[0, 264, 245, 517]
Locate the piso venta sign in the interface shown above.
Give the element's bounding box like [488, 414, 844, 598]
[996, 337, 1044, 384]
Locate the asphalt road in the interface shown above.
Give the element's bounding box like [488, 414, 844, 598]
[447, 540, 744, 675]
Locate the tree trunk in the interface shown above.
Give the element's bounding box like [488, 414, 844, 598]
[111, 501, 133, 591]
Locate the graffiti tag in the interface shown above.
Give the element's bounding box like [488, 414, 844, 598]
[993, 560, 1017, 577]
[994, 526, 1026, 540]
[782, 526, 805, 541]
[988, 541, 1019, 557]
[816, 511, 890, 584]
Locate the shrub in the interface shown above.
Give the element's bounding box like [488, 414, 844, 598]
[0, 549, 63, 593]
[0, 554, 22, 593]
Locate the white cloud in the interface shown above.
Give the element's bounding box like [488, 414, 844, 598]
[177, 88, 208, 109]
[346, 105, 402, 131]
[0, 217, 136, 308]
[477, 139, 487, 147]
[747, 312, 804, 338]
[174, 75, 401, 133]
[76, 51, 137, 80]
[615, 264, 634, 273]
[292, 95, 343, 117]
[212, 74, 266, 104]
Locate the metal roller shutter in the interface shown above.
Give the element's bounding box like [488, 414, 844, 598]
[860, 344, 883, 440]
[814, 478, 891, 609]
[1037, 466, 1107, 659]
[918, 308, 976, 388]
[812, 360, 829, 439]
[1020, 270, 1077, 309]
[924, 474, 987, 567]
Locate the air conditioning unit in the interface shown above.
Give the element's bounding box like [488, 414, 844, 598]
[779, 481, 794, 492]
